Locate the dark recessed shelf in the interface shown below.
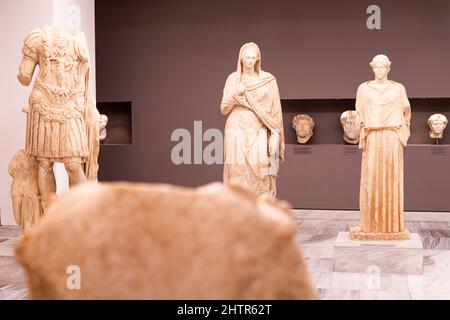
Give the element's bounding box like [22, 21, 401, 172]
[279, 98, 450, 211]
[282, 98, 450, 145]
[97, 101, 132, 145]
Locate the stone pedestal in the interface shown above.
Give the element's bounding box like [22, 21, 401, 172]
[334, 232, 423, 274]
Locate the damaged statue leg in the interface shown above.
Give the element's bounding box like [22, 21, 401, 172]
[37, 159, 56, 213]
[11, 195, 23, 227]
[64, 160, 87, 186]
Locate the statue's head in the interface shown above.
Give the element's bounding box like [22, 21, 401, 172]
[99, 114, 108, 129]
[292, 114, 315, 144]
[238, 42, 261, 74]
[340, 110, 361, 144]
[428, 113, 448, 139]
[370, 54, 391, 80]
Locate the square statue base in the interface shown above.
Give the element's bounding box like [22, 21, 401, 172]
[334, 232, 423, 274]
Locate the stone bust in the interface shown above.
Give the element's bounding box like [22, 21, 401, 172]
[428, 113, 448, 140]
[340, 110, 361, 144]
[99, 114, 109, 141]
[292, 114, 315, 144]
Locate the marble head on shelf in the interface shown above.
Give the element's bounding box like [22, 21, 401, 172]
[428, 113, 448, 140]
[292, 114, 315, 144]
[99, 114, 109, 141]
[340, 110, 361, 144]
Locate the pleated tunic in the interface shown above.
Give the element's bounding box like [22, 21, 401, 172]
[356, 81, 411, 234]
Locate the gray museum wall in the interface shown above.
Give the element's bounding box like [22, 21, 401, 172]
[95, 0, 450, 211]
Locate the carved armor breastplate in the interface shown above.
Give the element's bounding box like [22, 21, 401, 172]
[33, 26, 87, 109]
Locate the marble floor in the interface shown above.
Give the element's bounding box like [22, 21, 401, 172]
[294, 210, 450, 300]
[0, 226, 27, 300]
[0, 210, 449, 300]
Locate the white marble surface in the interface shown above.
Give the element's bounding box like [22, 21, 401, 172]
[359, 290, 411, 300]
[294, 210, 450, 300]
[1, 209, 450, 300]
[409, 291, 450, 300]
[0, 238, 15, 257]
[407, 274, 450, 294]
[422, 250, 450, 275]
[0, 285, 27, 300]
[334, 232, 423, 274]
[317, 288, 360, 300]
[293, 209, 450, 222]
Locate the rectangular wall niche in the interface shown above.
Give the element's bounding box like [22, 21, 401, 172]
[96, 101, 132, 145]
[279, 98, 450, 212]
[282, 98, 450, 145]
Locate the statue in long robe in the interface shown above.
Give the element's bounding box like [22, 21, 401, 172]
[351, 54, 411, 241]
[220, 42, 285, 197]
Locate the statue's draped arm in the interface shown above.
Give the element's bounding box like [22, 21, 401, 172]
[220, 73, 252, 115]
[355, 84, 366, 150]
[244, 77, 284, 162]
[77, 31, 100, 181]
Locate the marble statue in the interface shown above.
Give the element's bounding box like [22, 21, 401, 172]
[292, 114, 314, 144]
[16, 182, 317, 299]
[220, 42, 285, 197]
[13, 25, 100, 232]
[8, 150, 42, 234]
[428, 113, 448, 141]
[340, 110, 361, 144]
[99, 114, 108, 141]
[350, 54, 411, 241]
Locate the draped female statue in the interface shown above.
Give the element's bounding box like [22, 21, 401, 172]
[351, 54, 411, 240]
[220, 43, 285, 197]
